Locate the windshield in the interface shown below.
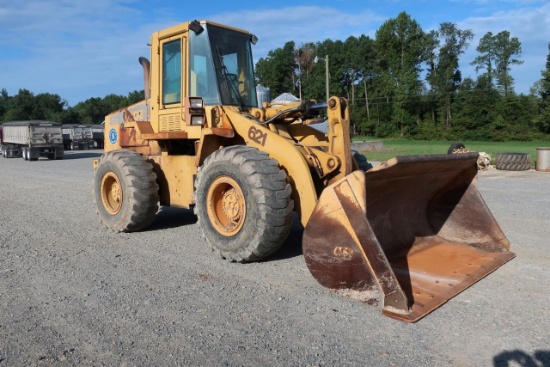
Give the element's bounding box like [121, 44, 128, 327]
[189, 24, 257, 108]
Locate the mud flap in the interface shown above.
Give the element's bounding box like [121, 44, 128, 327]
[302, 153, 515, 322]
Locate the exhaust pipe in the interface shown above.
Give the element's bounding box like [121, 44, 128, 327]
[138, 57, 151, 99]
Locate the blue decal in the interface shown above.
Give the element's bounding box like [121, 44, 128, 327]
[109, 128, 117, 144]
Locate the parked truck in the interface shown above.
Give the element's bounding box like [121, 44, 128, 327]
[62, 124, 95, 150]
[91, 124, 104, 149]
[1, 120, 64, 160]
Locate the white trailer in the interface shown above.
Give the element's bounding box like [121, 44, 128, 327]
[62, 124, 95, 150]
[1, 120, 64, 160]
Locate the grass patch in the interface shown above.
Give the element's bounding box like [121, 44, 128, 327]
[355, 139, 550, 167]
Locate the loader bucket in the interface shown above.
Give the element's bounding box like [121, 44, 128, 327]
[303, 153, 515, 322]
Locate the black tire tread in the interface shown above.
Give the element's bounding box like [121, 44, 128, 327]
[195, 146, 293, 262]
[94, 149, 159, 232]
[495, 153, 531, 171]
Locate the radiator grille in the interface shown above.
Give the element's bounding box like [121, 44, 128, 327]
[160, 114, 182, 132]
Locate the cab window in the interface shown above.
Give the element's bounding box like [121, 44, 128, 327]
[162, 39, 182, 105]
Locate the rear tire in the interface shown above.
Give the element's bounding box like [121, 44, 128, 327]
[93, 149, 159, 232]
[495, 153, 531, 171]
[195, 146, 294, 262]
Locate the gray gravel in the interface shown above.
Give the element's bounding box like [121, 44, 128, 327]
[1, 151, 549, 367]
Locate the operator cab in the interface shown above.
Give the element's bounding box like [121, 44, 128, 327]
[161, 21, 258, 110]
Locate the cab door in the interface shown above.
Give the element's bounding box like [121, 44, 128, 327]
[158, 36, 186, 132]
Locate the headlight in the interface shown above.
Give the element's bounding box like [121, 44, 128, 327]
[190, 115, 205, 126]
[185, 97, 205, 126]
[188, 97, 203, 108]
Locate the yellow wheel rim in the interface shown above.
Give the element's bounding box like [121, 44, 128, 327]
[101, 172, 123, 215]
[206, 176, 246, 236]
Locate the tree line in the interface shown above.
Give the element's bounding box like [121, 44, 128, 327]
[2, 11, 549, 141]
[0, 89, 144, 126]
[256, 12, 550, 141]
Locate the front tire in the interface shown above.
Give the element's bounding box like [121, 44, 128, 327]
[195, 146, 294, 262]
[93, 149, 159, 232]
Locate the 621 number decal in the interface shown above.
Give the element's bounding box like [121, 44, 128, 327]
[248, 126, 267, 146]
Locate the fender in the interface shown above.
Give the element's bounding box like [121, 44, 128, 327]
[223, 107, 318, 226]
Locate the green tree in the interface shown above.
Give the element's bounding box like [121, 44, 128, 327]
[0, 88, 9, 121]
[493, 94, 539, 141]
[102, 94, 127, 113]
[534, 43, 550, 133]
[311, 39, 345, 102]
[494, 31, 523, 96]
[426, 22, 473, 128]
[73, 97, 108, 124]
[57, 108, 81, 125]
[293, 43, 315, 100]
[0, 89, 145, 125]
[298, 42, 324, 101]
[0, 89, 66, 122]
[3, 89, 38, 121]
[453, 75, 500, 140]
[35, 93, 66, 121]
[471, 31, 523, 96]
[471, 32, 496, 86]
[255, 41, 296, 97]
[127, 90, 145, 105]
[68, 90, 145, 124]
[373, 12, 427, 136]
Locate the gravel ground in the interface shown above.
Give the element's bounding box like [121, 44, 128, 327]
[0, 151, 549, 367]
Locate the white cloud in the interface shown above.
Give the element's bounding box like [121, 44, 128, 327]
[0, 1, 548, 105]
[457, 3, 550, 92]
[0, 0, 159, 104]
[208, 6, 383, 60]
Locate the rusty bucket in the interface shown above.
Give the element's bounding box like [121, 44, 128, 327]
[303, 153, 515, 322]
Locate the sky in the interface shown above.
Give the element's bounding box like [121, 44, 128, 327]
[1, 0, 549, 106]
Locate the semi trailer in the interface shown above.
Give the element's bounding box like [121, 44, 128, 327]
[62, 124, 95, 150]
[1, 120, 64, 160]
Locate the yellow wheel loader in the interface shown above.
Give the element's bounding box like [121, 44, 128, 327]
[93, 20, 515, 322]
